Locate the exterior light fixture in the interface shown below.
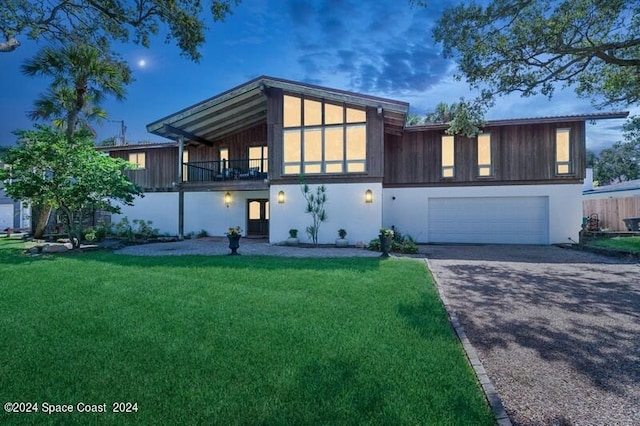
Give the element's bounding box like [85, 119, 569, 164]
[224, 191, 232, 208]
[376, 105, 383, 117]
[365, 189, 373, 203]
[277, 190, 285, 204]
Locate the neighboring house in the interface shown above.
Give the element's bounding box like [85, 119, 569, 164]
[583, 179, 640, 231]
[103, 76, 627, 245]
[0, 162, 31, 232]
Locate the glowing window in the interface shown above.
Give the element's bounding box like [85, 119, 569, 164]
[441, 135, 454, 178]
[477, 134, 492, 177]
[556, 128, 571, 174]
[128, 152, 145, 169]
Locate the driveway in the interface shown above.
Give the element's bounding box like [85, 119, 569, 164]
[426, 245, 640, 425]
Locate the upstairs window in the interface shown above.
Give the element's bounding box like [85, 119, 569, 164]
[556, 128, 571, 174]
[283, 94, 367, 175]
[477, 133, 492, 177]
[182, 150, 189, 182]
[441, 135, 454, 178]
[128, 152, 145, 169]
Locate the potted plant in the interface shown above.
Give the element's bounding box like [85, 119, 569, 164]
[336, 228, 348, 247]
[379, 227, 394, 257]
[287, 228, 299, 246]
[225, 226, 242, 255]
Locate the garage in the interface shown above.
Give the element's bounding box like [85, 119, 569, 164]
[0, 204, 14, 230]
[428, 196, 549, 244]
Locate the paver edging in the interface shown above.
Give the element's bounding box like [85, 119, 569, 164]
[425, 258, 512, 426]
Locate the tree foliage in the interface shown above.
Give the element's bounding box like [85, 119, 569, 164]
[0, 126, 142, 247]
[22, 43, 132, 139]
[423, 101, 486, 138]
[0, 0, 240, 60]
[593, 117, 640, 185]
[430, 0, 640, 109]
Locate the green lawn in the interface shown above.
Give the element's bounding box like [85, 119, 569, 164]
[587, 236, 640, 254]
[0, 239, 493, 425]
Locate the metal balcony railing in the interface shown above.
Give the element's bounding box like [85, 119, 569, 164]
[184, 158, 268, 182]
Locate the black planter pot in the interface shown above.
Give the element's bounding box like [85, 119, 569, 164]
[379, 234, 392, 258]
[227, 235, 241, 255]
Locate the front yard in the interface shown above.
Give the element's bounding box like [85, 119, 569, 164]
[585, 235, 640, 254]
[0, 239, 493, 424]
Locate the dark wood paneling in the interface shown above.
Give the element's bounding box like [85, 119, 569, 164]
[384, 121, 586, 186]
[366, 106, 384, 177]
[113, 146, 178, 190]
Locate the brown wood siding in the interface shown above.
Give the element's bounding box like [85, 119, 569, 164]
[187, 123, 267, 162]
[112, 146, 178, 190]
[385, 121, 586, 186]
[583, 196, 640, 231]
[366, 106, 384, 178]
[267, 87, 284, 179]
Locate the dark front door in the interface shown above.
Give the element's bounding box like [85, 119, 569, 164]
[247, 199, 269, 236]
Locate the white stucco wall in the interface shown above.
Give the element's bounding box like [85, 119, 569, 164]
[383, 184, 583, 244]
[112, 190, 270, 237]
[269, 182, 383, 245]
[184, 190, 268, 236]
[112, 193, 179, 235]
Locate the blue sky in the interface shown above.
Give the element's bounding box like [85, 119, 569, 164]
[0, 0, 634, 152]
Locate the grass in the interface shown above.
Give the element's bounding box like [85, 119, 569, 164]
[586, 236, 640, 254]
[0, 239, 493, 425]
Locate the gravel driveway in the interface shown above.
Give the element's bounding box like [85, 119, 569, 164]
[426, 245, 640, 425]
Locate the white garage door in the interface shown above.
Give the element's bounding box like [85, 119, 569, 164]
[0, 204, 14, 230]
[428, 197, 549, 244]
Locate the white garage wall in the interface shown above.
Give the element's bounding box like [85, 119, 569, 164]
[0, 204, 13, 230]
[270, 182, 382, 245]
[383, 184, 583, 244]
[112, 193, 179, 235]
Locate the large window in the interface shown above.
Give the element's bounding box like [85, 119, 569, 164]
[249, 146, 268, 172]
[128, 152, 145, 169]
[441, 135, 454, 178]
[283, 95, 367, 175]
[477, 133, 492, 177]
[556, 128, 571, 174]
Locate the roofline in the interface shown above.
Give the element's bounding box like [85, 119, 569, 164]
[146, 75, 410, 135]
[96, 142, 178, 152]
[583, 187, 640, 195]
[406, 111, 630, 132]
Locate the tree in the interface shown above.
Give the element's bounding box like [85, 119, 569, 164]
[430, 0, 640, 109]
[22, 44, 132, 140]
[424, 101, 486, 138]
[0, 126, 142, 248]
[594, 116, 640, 184]
[0, 0, 240, 61]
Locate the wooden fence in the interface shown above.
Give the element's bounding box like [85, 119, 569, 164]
[582, 196, 640, 231]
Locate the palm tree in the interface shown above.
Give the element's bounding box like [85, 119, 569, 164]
[21, 42, 132, 237]
[21, 43, 132, 141]
[425, 102, 458, 124]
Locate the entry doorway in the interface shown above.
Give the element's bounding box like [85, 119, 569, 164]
[247, 199, 269, 237]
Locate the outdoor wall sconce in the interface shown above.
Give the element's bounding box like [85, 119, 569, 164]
[376, 105, 383, 117]
[224, 191, 232, 208]
[277, 190, 285, 204]
[365, 189, 373, 203]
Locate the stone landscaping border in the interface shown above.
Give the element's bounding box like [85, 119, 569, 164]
[425, 259, 512, 426]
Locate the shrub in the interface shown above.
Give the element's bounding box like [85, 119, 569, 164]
[368, 227, 419, 254]
[289, 229, 298, 238]
[196, 229, 209, 238]
[338, 228, 347, 239]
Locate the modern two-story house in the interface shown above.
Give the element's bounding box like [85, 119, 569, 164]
[105, 76, 627, 245]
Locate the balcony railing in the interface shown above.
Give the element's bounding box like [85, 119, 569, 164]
[184, 158, 268, 182]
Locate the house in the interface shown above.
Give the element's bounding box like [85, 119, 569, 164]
[583, 179, 640, 231]
[104, 76, 628, 245]
[0, 162, 31, 232]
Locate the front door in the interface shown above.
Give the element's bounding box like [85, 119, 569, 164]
[247, 199, 269, 236]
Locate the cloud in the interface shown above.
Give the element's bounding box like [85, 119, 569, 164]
[287, 0, 452, 97]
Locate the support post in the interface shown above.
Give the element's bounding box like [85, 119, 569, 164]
[178, 136, 184, 240]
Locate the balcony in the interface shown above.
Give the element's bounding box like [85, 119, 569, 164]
[184, 158, 268, 182]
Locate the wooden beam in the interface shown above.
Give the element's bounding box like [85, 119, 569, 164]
[163, 124, 213, 146]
